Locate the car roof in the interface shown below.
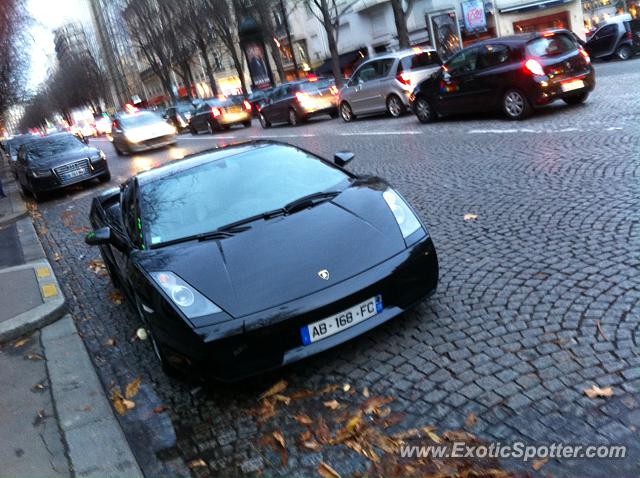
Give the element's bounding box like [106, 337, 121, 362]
[471, 30, 576, 47]
[366, 47, 438, 62]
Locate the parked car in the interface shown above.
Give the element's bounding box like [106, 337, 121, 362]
[259, 79, 338, 128]
[585, 19, 640, 61]
[164, 103, 196, 131]
[411, 30, 595, 122]
[2, 134, 41, 177]
[111, 110, 177, 155]
[189, 96, 252, 134]
[338, 48, 442, 122]
[15, 133, 110, 201]
[84, 141, 438, 380]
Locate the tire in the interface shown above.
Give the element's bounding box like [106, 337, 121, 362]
[414, 96, 436, 124]
[31, 187, 44, 203]
[563, 92, 589, 105]
[340, 101, 355, 122]
[259, 113, 271, 129]
[616, 45, 632, 61]
[207, 121, 215, 134]
[386, 94, 405, 117]
[98, 170, 111, 183]
[243, 120, 251, 128]
[288, 108, 300, 126]
[502, 89, 531, 120]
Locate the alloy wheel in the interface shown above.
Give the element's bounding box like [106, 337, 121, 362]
[504, 91, 525, 118]
[415, 98, 432, 123]
[288, 109, 298, 126]
[207, 121, 214, 134]
[617, 46, 631, 61]
[388, 96, 402, 117]
[340, 103, 353, 122]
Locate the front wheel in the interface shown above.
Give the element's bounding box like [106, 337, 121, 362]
[386, 94, 405, 117]
[563, 92, 589, 105]
[288, 108, 300, 126]
[259, 113, 271, 129]
[414, 97, 436, 123]
[207, 121, 216, 134]
[340, 102, 355, 122]
[616, 45, 632, 61]
[502, 89, 531, 120]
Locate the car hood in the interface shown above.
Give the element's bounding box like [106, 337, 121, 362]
[32, 147, 100, 168]
[137, 185, 407, 319]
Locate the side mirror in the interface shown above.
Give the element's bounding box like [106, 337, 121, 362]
[334, 151, 354, 167]
[85, 227, 127, 251]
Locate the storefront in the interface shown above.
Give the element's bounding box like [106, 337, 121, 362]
[582, 0, 638, 33]
[493, 0, 586, 38]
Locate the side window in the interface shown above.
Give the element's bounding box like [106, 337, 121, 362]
[476, 44, 510, 70]
[596, 24, 617, 39]
[446, 48, 479, 75]
[378, 59, 395, 77]
[358, 62, 379, 82]
[122, 182, 140, 247]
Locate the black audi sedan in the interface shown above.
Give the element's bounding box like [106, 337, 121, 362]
[85, 141, 438, 380]
[411, 30, 595, 122]
[15, 133, 111, 201]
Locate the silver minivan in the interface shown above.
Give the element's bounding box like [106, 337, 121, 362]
[338, 48, 442, 122]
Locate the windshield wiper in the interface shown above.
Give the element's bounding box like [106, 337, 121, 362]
[282, 191, 340, 214]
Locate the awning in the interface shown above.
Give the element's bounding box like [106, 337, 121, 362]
[314, 49, 367, 75]
[499, 0, 573, 13]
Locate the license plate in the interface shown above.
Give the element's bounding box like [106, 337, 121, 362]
[561, 80, 584, 92]
[300, 295, 383, 345]
[63, 168, 86, 180]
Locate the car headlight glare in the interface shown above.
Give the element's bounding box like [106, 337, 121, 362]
[151, 271, 222, 319]
[383, 189, 421, 239]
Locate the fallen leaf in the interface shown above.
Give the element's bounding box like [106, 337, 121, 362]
[319, 384, 340, 394]
[105, 337, 116, 347]
[318, 462, 341, 478]
[324, 399, 341, 410]
[110, 388, 135, 416]
[464, 213, 478, 221]
[25, 353, 44, 361]
[274, 394, 291, 405]
[125, 377, 142, 399]
[316, 415, 331, 444]
[113, 398, 127, 416]
[135, 328, 148, 341]
[153, 405, 168, 414]
[14, 338, 29, 348]
[108, 290, 123, 305]
[301, 439, 322, 451]
[346, 413, 362, 433]
[465, 413, 478, 427]
[53, 252, 62, 262]
[584, 385, 613, 398]
[122, 399, 135, 411]
[272, 431, 286, 449]
[425, 426, 442, 444]
[294, 414, 313, 425]
[289, 389, 316, 400]
[532, 458, 549, 470]
[363, 396, 394, 415]
[88, 259, 108, 276]
[33, 383, 46, 391]
[300, 430, 312, 442]
[187, 458, 206, 468]
[363, 387, 370, 398]
[343, 383, 351, 392]
[259, 380, 288, 400]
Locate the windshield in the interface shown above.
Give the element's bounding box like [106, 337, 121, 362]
[140, 144, 350, 247]
[120, 112, 163, 128]
[526, 35, 576, 58]
[26, 135, 84, 162]
[401, 51, 441, 70]
[7, 136, 36, 156]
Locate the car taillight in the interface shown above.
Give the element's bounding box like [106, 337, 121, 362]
[243, 100, 252, 111]
[211, 107, 221, 117]
[524, 58, 545, 76]
[579, 47, 591, 64]
[397, 72, 411, 86]
[329, 85, 338, 95]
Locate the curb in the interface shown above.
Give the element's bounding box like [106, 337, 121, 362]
[43, 316, 144, 478]
[0, 171, 28, 226]
[0, 217, 67, 342]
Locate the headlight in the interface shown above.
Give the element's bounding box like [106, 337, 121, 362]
[31, 168, 53, 178]
[150, 271, 222, 319]
[383, 189, 422, 239]
[90, 151, 106, 164]
[99, 150, 106, 160]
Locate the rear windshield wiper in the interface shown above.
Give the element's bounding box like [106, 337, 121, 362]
[282, 190, 341, 214]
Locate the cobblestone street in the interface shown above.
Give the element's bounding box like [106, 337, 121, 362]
[29, 59, 640, 477]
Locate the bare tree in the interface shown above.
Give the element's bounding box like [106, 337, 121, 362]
[203, 0, 247, 94]
[125, 0, 177, 102]
[299, 0, 357, 87]
[0, 0, 29, 119]
[390, 0, 415, 49]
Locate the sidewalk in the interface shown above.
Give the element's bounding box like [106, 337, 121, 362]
[0, 159, 143, 478]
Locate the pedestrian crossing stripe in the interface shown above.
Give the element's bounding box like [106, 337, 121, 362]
[41, 284, 58, 298]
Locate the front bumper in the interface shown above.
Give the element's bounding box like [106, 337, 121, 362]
[153, 235, 438, 381]
[126, 133, 177, 152]
[529, 68, 596, 105]
[30, 161, 109, 193]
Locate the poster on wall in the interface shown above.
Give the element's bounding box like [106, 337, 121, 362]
[429, 11, 462, 61]
[243, 41, 272, 90]
[462, 0, 487, 32]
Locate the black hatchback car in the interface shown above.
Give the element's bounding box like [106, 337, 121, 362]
[84, 141, 438, 380]
[15, 133, 110, 201]
[411, 30, 595, 122]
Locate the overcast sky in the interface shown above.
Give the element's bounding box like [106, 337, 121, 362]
[27, 0, 81, 90]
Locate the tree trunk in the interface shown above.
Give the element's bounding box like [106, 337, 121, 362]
[198, 41, 219, 96]
[390, 0, 411, 49]
[267, 39, 286, 83]
[230, 47, 247, 94]
[320, 0, 343, 87]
